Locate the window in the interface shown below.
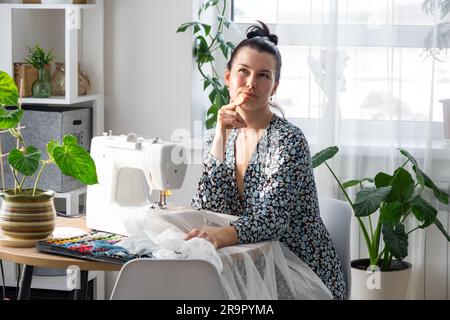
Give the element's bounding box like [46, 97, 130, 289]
[233, 0, 449, 123]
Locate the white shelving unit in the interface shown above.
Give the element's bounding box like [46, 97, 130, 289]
[0, 0, 104, 135]
[0, 0, 105, 299]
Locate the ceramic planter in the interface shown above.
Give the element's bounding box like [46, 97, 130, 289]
[350, 258, 412, 300]
[0, 190, 56, 240]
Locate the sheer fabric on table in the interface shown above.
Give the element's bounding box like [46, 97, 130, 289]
[117, 207, 332, 300]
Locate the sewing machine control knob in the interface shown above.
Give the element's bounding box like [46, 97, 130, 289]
[126, 132, 138, 142]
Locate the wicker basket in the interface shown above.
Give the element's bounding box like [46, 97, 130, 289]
[14, 63, 51, 98]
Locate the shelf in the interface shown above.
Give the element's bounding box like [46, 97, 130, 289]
[0, 0, 104, 135]
[21, 94, 101, 105]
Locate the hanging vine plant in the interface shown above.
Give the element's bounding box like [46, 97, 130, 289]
[177, 0, 238, 129]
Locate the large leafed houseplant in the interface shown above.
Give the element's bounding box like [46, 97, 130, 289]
[312, 146, 450, 298]
[0, 70, 98, 240]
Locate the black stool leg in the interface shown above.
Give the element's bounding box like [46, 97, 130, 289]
[18, 265, 33, 300]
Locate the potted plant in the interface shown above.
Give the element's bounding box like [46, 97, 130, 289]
[312, 146, 450, 299]
[0, 70, 97, 240]
[24, 44, 54, 98]
[176, 0, 237, 129]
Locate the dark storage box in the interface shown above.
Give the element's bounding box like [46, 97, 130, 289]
[1, 105, 92, 193]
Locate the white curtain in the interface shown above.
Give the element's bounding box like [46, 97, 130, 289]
[269, 0, 447, 299]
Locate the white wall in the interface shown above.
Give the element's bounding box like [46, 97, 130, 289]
[104, 0, 193, 141]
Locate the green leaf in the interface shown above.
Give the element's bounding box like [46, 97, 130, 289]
[411, 195, 438, 228]
[388, 167, 415, 202]
[223, 18, 231, 28]
[176, 22, 194, 33]
[220, 43, 229, 59]
[198, 0, 218, 17]
[207, 104, 219, 117]
[63, 134, 78, 146]
[0, 71, 19, 106]
[8, 146, 41, 177]
[46, 139, 59, 158]
[380, 201, 403, 225]
[202, 23, 211, 36]
[400, 149, 424, 188]
[343, 178, 374, 189]
[414, 165, 449, 204]
[353, 186, 392, 217]
[343, 179, 360, 189]
[311, 146, 339, 168]
[434, 218, 450, 241]
[213, 91, 225, 107]
[208, 90, 217, 104]
[374, 172, 392, 188]
[53, 138, 98, 185]
[0, 108, 23, 129]
[205, 114, 217, 129]
[221, 86, 229, 101]
[193, 23, 201, 34]
[382, 223, 408, 260]
[203, 78, 211, 91]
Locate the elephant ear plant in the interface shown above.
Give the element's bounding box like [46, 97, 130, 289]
[0, 70, 98, 195]
[312, 146, 450, 271]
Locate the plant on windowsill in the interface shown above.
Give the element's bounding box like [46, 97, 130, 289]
[176, 0, 238, 129]
[0, 70, 98, 241]
[24, 44, 55, 98]
[312, 146, 450, 299]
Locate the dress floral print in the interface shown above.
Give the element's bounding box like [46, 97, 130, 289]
[191, 114, 346, 300]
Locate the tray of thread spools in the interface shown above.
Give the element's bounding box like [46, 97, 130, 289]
[36, 231, 142, 265]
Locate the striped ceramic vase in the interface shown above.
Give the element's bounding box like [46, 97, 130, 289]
[0, 190, 56, 240]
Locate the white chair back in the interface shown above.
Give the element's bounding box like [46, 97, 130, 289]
[110, 258, 227, 300]
[319, 197, 352, 297]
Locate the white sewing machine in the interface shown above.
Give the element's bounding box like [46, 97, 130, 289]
[86, 132, 235, 236]
[86, 132, 190, 235]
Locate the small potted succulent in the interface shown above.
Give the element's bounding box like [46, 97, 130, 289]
[24, 44, 55, 98]
[0, 70, 98, 241]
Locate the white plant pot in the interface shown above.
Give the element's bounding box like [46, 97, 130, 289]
[350, 259, 412, 300]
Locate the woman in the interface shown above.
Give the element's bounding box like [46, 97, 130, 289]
[188, 21, 346, 300]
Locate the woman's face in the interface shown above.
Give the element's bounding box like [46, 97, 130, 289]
[225, 47, 279, 112]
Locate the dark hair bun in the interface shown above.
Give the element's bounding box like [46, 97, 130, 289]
[246, 20, 278, 45]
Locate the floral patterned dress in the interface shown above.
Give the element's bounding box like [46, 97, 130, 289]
[191, 114, 346, 299]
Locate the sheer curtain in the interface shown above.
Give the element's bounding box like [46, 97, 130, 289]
[268, 0, 447, 299]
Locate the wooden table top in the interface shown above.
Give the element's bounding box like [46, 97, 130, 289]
[0, 216, 122, 271]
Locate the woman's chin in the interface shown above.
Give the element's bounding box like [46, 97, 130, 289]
[239, 103, 264, 112]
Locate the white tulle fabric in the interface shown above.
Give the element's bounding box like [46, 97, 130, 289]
[115, 206, 332, 300]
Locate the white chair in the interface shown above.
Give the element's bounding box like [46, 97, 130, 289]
[110, 258, 227, 300]
[319, 197, 352, 298]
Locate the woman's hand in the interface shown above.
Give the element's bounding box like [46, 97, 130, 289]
[184, 228, 219, 248]
[184, 226, 239, 249]
[216, 97, 248, 131]
[211, 97, 248, 162]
